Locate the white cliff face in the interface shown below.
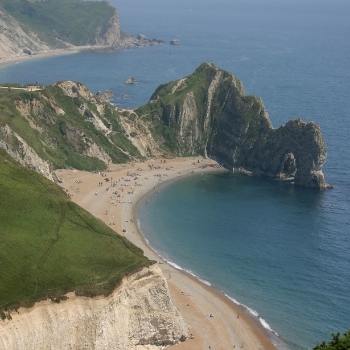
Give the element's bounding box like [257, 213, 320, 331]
[0, 265, 188, 350]
[0, 125, 55, 182]
[56, 81, 95, 100]
[178, 92, 199, 154]
[96, 13, 122, 47]
[203, 71, 223, 157]
[118, 109, 164, 158]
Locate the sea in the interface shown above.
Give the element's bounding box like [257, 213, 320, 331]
[0, 0, 349, 349]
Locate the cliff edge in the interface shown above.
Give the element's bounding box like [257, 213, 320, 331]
[0, 266, 188, 350]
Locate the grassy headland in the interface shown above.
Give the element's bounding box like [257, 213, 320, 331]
[0, 0, 116, 47]
[0, 150, 150, 316]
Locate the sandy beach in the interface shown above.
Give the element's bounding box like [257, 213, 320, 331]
[0, 45, 112, 68]
[57, 157, 277, 350]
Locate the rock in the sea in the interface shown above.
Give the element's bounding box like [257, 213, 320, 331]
[137, 63, 329, 189]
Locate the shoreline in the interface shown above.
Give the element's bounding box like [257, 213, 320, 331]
[133, 168, 282, 350]
[0, 38, 162, 69]
[57, 157, 279, 350]
[0, 45, 111, 68]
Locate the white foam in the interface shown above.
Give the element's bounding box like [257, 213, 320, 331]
[137, 207, 280, 340]
[160, 258, 213, 287]
[259, 317, 277, 335]
[166, 259, 185, 271]
[225, 293, 242, 306]
[188, 270, 212, 286]
[246, 306, 259, 318]
[224, 295, 279, 336]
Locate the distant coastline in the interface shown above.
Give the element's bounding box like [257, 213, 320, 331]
[0, 45, 106, 68]
[0, 40, 161, 68]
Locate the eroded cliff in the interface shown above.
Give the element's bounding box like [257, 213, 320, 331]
[0, 65, 329, 188]
[0, 81, 143, 180]
[0, 266, 188, 350]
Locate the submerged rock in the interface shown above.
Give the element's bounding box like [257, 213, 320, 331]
[125, 76, 137, 85]
[170, 39, 181, 46]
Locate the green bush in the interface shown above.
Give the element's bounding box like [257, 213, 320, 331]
[314, 331, 350, 350]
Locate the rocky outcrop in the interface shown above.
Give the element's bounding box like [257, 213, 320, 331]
[0, 125, 56, 181]
[0, 265, 188, 350]
[0, 81, 143, 179]
[0, 64, 329, 188]
[96, 13, 122, 47]
[118, 109, 164, 158]
[140, 63, 329, 189]
[0, 10, 49, 60]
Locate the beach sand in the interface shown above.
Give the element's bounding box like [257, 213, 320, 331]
[0, 45, 112, 68]
[57, 157, 277, 350]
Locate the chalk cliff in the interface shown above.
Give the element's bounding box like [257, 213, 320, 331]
[0, 265, 188, 350]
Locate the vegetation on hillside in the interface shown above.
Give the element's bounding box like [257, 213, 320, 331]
[135, 64, 218, 155]
[0, 0, 115, 46]
[314, 331, 350, 350]
[0, 84, 141, 171]
[0, 150, 150, 316]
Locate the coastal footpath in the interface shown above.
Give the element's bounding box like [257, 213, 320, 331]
[0, 0, 160, 65]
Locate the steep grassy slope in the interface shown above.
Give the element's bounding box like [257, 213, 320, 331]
[0, 150, 150, 315]
[0, 0, 116, 47]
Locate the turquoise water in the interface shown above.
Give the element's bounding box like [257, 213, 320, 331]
[0, 0, 349, 348]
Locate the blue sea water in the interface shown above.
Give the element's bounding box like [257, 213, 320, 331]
[0, 0, 349, 348]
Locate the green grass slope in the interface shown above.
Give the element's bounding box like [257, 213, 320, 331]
[0, 0, 115, 46]
[0, 150, 150, 316]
